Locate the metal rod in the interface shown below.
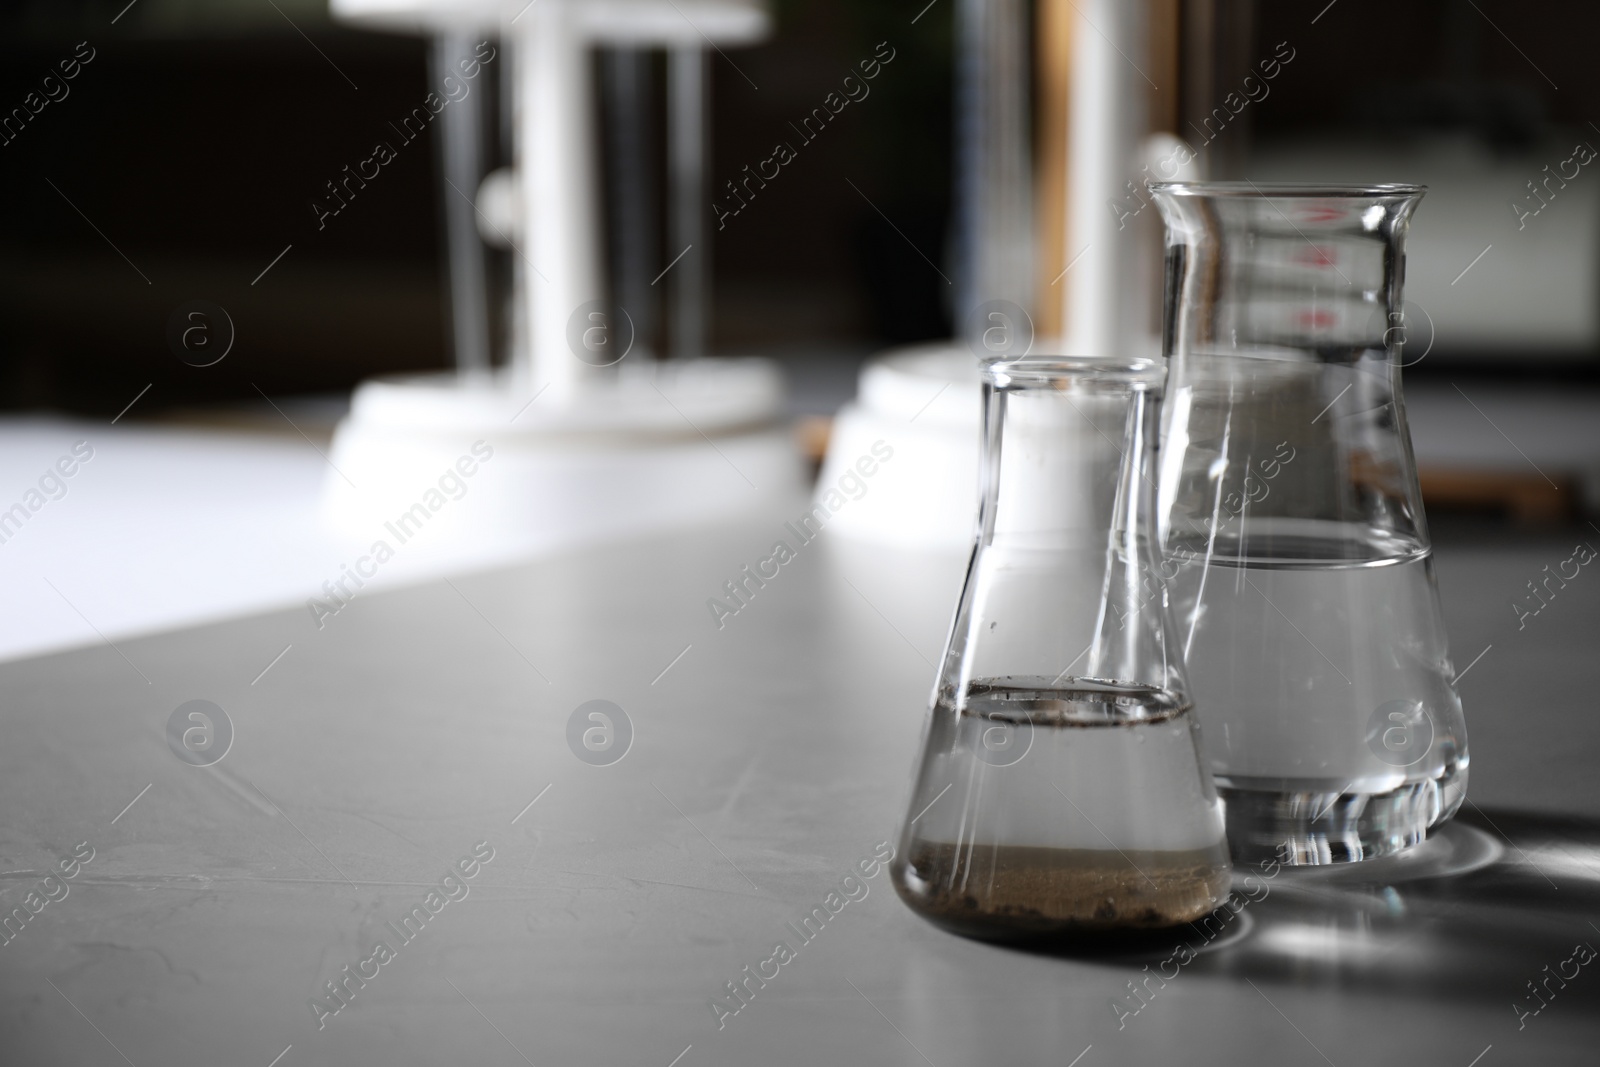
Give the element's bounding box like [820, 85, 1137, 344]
[955, 0, 1034, 337]
[668, 45, 708, 361]
[431, 33, 491, 374]
[604, 47, 659, 357]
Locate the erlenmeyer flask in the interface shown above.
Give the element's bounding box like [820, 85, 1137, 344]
[891, 356, 1231, 942]
[1148, 183, 1468, 865]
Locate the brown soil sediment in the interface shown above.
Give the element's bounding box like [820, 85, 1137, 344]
[897, 841, 1232, 934]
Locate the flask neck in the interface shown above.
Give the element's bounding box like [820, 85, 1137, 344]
[941, 361, 1188, 702]
[1149, 184, 1425, 364]
[1149, 185, 1433, 561]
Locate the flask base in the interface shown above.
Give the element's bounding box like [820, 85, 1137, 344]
[1219, 764, 1468, 865]
[891, 842, 1232, 944]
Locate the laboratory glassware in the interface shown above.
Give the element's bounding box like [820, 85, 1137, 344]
[1148, 182, 1468, 865]
[891, 356, 1231, 942]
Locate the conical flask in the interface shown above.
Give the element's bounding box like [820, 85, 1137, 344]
[1148, 183, 1468, 865]
[891, 356, 1231, 942]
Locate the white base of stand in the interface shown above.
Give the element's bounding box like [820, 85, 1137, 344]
[816, 343, 982, 551]
[323, 358, 803, 550]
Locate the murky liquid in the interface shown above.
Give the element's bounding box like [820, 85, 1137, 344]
[893, 679, 1232, 938]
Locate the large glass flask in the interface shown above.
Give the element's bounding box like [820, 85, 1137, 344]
[892, 357, 1231, 942]
[1149, 183, 1468, 865]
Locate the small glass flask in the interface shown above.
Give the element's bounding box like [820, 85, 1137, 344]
[891, 356, 1231, 942]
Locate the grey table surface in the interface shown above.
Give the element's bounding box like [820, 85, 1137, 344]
[2, 502, 1598, 1066]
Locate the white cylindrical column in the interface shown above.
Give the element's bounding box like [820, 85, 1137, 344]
[954, 0, 1033, 332]
[1062, 0, 1146, 360]
[519, 0, 606, 396]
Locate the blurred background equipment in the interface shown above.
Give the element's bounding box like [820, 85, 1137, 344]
[320, 0, 803, 546]
[820, 0, 1186, 548]
[2, 0, 1600, 656]
[4, 1, 1599, 403]
[816, 0, 1600, 552]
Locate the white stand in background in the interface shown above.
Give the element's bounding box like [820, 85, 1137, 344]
[819, 2, 1184, 550]
[817, 345, 981, 551]
[323, 360, 799, 542]
[325, 0, 796, 550]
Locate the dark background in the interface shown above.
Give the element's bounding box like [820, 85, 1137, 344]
[0, 0, 1596, 416]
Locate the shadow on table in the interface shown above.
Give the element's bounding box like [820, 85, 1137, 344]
[1001, 809, 1600, 1017]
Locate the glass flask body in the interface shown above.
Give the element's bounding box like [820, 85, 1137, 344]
[892, 358, 1231, 942]
[1149, 183, 1468, 865]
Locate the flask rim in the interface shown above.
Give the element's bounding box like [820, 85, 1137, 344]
[1148, 181, 1425, 198]
[982, 355, 1165, 390]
